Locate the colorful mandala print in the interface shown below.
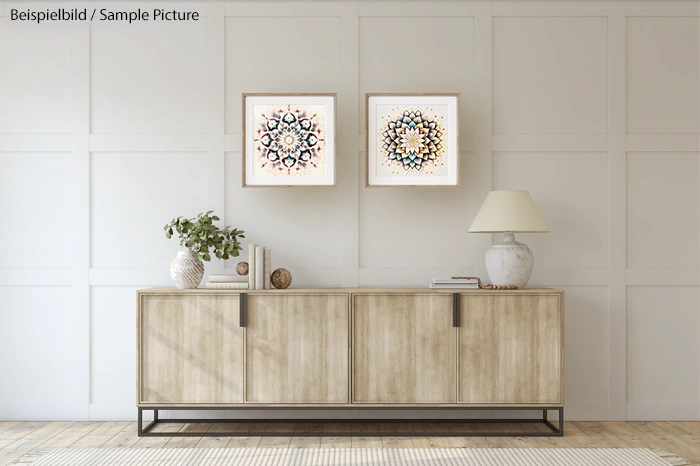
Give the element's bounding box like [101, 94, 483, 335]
[380, 107, 445, 174]
[253, 105, 326, 177]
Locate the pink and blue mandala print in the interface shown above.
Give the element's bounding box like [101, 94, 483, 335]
[254, 105, 326, 177]
[380, 108, 445, 174]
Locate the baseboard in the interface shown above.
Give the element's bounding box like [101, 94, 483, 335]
[626, 403, 700, 421]
[89, 403, 142, 421]
[0, 403, 75, 421]
[565, 402, 609, 421]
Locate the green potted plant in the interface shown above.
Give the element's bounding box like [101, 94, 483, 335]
[164, 211, 245, 289]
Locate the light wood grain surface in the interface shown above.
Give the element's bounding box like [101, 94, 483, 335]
[353, 294, 457, 403]
[138, 288, 563, 408]
[139, 294, 244, 404]
[459, 293, 563, 404]
[245, 294, 350, 403]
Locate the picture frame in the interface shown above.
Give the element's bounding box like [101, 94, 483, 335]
[243, 93, 337, 187]
[365, 93, 460, 187]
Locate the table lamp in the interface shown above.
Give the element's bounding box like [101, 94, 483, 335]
[468, 190, 550, 289]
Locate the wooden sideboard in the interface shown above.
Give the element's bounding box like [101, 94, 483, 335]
[136, 288, 564, 437]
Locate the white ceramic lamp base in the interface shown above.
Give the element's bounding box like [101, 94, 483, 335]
[485, 232, 534, 289]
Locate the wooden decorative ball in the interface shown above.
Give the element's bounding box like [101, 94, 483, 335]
[236, 261, 249, 275]
[270, 268, 292, 289]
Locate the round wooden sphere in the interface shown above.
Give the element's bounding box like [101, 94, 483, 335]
[236, 261, 249, 275]
[270, 268, 292, 289]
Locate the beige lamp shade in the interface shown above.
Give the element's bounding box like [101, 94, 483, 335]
[469, 190, 550, 233]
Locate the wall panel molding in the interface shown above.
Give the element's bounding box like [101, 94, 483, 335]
[608, 0, 628, 421]
[0, 269, 73, 286]
[0, 135, 72, 152]
[206, 0, 226, 280]
[626, 0, 700, 17]
[529, 267, 609, 286]
[339, 3, 360, 287]
[626, 134, 700, 152]
[225, 1, 347, 16]
[359, 1, 478, 16]
[493, 0, 611, 17]
[70, 26, 91, 421]
[627, 268, 700, 286]
[473, 0, 493, 282]
[89, 134, 207, 152]
[1, 0, 699, 422]
[492, 134, 608, 152]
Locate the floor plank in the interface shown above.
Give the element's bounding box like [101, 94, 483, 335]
[288, 436, 322, 449]
[225, 436, 261, 448]
[351, 436, 383, 448]
[40, 423, 104, 448]
[620, 422, 700, 465]
[289, 423, 322, 449]
[0, 424, 21, 437]
[224, 423, 267, 449]
[319, 423, 352, 449]
[101, 422, 140, 449]
[0, 422, 75, 466]
[70, 422, 130, 448]
[380, 436, 414, 448]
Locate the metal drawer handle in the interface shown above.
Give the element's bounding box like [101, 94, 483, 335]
[240, 293, 247, 327]
[453, 293, 460, 327]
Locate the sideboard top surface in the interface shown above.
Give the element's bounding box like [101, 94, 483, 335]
[137, 287, 563, 295]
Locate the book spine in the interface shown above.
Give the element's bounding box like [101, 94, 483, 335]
[255, 246, 265, 290]
[209, 277, 248, 283]
[264, 249, 271, 290]
[248, 244, 256, 290]
[206, 283, 249, 289]
[433, 278, 479, 285]
[429, 283, 479, 289]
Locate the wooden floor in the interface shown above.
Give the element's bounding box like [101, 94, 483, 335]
[0, 421, 698, 465]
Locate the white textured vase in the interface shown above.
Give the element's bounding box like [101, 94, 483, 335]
[170, 251, 204, 289]
[485, 232, 534, 289]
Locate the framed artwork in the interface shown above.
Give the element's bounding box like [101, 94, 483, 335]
[365, 93, 460, 187]
[243, 93, 336, 187]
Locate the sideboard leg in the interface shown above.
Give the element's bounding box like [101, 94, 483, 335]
[559, 407, 564, 436]
[137, 408, 143, 436]
[542, 408, 564, 436]
[138, 408, 159, 437]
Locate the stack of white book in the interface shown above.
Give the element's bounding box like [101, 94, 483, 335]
[205, 274, 249, 289]
[428, 278, 480, 289]
[248, 244, 272, 290]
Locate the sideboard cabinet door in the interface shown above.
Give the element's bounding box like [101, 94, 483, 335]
[352, 294, 456, 404]
[458, 293, 563, 404]
[245, 294, 350, 404]
[138, 294, 244, 404]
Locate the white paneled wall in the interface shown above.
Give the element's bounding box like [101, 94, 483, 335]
[0, 0, 698, 422]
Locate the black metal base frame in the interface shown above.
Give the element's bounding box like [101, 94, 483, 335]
[138, 406, 563, 437]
